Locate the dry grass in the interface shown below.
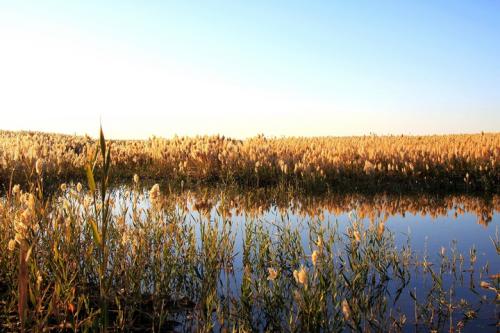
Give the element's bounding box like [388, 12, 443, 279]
[1, 130, 498, 192]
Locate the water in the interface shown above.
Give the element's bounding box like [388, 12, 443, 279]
[107, 186, 499, 331]
[124, 188, 499, 263]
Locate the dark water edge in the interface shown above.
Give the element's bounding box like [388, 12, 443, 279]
[1, 172, 499, 199]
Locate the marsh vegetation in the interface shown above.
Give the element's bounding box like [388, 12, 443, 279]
[0, 130, 498, 332]
[1, 130, 498, 192]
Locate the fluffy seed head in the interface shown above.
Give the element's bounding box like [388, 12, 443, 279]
[311, 250, 319, 266]
[35, 158, 44, 175]
[267, 267, 278, 281]
[342, 299, 351, 321]
[293, 266, 308, 285]
[8, 239, 16, 251]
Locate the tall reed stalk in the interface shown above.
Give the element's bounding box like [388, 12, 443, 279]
[85, 127, 112, 331]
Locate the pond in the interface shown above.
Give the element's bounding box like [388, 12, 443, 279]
[4, 184, 498, 331]
[108, 186, 499, 331]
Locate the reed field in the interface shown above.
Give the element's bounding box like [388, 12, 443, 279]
[0, 130, 499, 332]
[1, 130, 499, 192]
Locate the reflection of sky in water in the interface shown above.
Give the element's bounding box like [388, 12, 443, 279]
[109, 186, 499, 274]
[189, 205, 499, 267]
[108, 188, 498, 331]
[193, 202, 498, 331]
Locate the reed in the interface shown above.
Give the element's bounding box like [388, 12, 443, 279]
[0, 131, 498, 331]
[1, 191, 498, 330]
[1, 130, 498, 192]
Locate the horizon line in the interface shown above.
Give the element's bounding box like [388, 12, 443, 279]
[1, 128, 497, 141]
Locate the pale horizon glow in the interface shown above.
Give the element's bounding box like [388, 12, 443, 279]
[0, 1, 499, 139]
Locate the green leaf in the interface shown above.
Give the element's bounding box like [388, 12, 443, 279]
[85, 164, 96, 193]
[29, 285, 36, 306]
[100, 126, 106, 160]
[105, 145, 111, 175]
[89, 219, 102, 248]
[91, 145, 99, 170]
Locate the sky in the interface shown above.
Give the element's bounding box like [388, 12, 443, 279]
[0, 1, 499, 139]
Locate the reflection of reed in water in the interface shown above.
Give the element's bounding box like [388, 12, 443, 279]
[155, 187, 499, 226]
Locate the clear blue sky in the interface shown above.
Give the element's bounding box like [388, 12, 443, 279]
[1, 1, 499, 138]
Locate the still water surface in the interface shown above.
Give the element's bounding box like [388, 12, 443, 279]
[112, 187, 499, 331]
